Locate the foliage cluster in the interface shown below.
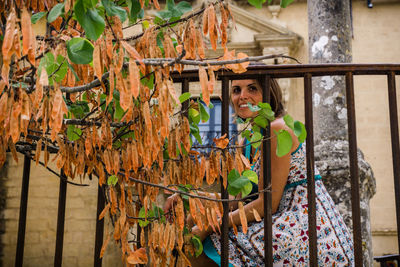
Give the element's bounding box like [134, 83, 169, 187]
[0, 0, 299, 265]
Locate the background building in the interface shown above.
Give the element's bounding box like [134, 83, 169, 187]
[1, 0, 399, 266]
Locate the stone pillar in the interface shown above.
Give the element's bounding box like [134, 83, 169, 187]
[308, 1, 376, 266]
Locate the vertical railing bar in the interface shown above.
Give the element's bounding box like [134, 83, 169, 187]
[261, 75, 273, 267]
[220, 76, 230, 267]
[387, 71, 400, 251]
[54, 169, 68, 267]
[15, 154, 31, 267]
[345, 72, 363, 266]
[182, 79, 189, 116]
[94, 184, 105, 267]
[304, 73, 318, 266]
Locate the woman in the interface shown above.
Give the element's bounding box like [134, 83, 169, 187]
[164, 78, 354, 266]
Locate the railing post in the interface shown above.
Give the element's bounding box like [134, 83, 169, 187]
[220, 76, 230, 267]
[345, 72, 363, 265]
[387, 71, 400, 252]
[261, 75, 273, 267]
[54, 170, 67, 267]
[94, 184, 105, 267]
[304, 73, 318, 266]
[15, 154, 31, 267]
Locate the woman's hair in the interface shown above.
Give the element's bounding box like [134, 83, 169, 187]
[268, 78, 286, 118]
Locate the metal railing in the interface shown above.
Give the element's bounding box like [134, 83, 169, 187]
[11, 63, 400, 266]
[171, 63, 400, 267]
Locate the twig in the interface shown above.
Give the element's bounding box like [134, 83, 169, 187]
[122, 6, 207, 42]
[121, 170, 270, 203]
[17, 151, 90, 187]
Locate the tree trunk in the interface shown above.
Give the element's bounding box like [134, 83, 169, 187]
[308, 1, 376, 266]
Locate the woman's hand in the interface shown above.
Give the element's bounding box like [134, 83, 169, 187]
[163, 193, 179, 222]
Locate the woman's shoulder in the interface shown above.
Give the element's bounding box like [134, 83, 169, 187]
[271, 117, 300, 154]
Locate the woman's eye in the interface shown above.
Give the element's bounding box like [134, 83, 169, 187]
[249, 86, 258, 92]
[232, 87, 241, 94]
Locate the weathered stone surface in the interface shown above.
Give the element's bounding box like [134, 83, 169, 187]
[308, 1, 377, 266]
[315, 139, 376, 266]
[308, 0, 352, 143]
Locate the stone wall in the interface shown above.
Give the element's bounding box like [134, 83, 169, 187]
[0, 153, 122, 267]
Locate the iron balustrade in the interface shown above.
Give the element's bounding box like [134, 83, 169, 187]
[11, 63, 400, 266]
[171, 63, 400, 267]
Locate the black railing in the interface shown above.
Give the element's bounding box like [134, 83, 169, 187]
[11, 63, 400, 266]
[171, 63, 400, 267]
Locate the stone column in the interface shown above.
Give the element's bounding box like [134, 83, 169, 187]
[308, 1, 376, 266]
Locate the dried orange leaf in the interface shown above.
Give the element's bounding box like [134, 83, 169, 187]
[121, 40, 145, 69]
[240, 154, 251, 170]
[129, 60, 140, 99]
[252, 208, 261, 222]
[99, 203, 110, 220]
[175, 197, 185, 231]
[199, 66, 209, 106]
[100, 233, 111, 258]
[238, 202, 248, 234]
[213, 134, 229, 149]
[126, 248, 148, 264]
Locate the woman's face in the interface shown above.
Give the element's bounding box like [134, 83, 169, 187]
[231, 79, 263, 119]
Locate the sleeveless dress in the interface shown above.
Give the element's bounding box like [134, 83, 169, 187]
[203, 143, 354, 266]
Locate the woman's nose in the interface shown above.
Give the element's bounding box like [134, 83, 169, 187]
[239, 88, 249, 99]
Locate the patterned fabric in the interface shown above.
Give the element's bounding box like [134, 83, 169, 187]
[203, 143, 354, 266]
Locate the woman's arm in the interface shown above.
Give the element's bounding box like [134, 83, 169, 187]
[192, 118, 300, 240]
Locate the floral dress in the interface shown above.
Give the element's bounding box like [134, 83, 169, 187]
[203, 143, 354, 266]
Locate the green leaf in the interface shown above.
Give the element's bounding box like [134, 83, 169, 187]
[276, 129, 292, 157]
[67, 125, 82, 141]
[179, 92, 191, 103]
[101, 0, 127, 22]
[114, 100, 126, 120]
[242, 170, 258, 184]
[157, 0, 191, 21]
[280, 0, 294, 8]
[66, 61, 80, 81]
[191, 236, 203, 257]
[68, 101, 90, 118]
[48, 3, 65, 23]
[250, 132, 262, 149]
[107, 175, 118, 186]
[228, 176, 251, 196]
[228, 169, 250, 197]
[258, 102, 271, 110]
[283, 114, 294, 130]
[74, 0, 105, 41]
[253, 115, 268, 128]
[138, 206, 154, 227]
[248, 102, 261, 112]
[67, 37, 94, 64]
[294, 121, 307, 143]
[241, 181, 252, 197]
[127, 0, 144, 22]
[175, 1, 192, 15]
[188, 108, 200, 124]
[228, 169, 240, 183]
[241, 129, 251, 140]
[31, 12, 47, 24]
[259, 108, 275, 121]
[198, 101, 210, 123]
[248, 0, 266, 8]
[53, 55, 68, 83]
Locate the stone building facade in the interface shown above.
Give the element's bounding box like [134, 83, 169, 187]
[1, 0, 400, 266]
